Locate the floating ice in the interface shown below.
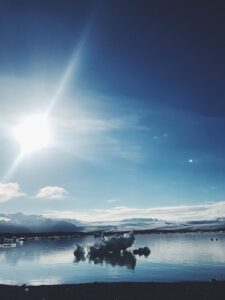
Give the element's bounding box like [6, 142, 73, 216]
[88, 231, 135, 256]
[133, 247, 151, 257]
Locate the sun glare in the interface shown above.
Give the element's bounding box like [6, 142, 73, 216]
[13, 115, 51, 154]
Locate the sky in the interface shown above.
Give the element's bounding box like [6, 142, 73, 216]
[0, 0, 225, 221]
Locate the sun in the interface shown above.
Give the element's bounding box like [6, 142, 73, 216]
[13, 114, 51, 154]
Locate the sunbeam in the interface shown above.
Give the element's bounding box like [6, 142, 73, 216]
[45, 21, 92, 116]
[1, 153, 23, 183]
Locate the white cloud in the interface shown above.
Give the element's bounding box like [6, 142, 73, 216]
[0, 182, 25, 203]
[44, 201, 225, 222]
[36, 186, 68, 200]
[107, 199, 119, 204]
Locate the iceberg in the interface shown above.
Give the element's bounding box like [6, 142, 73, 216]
[88, 231, 135, 256]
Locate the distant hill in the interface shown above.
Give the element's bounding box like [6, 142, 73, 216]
[0, 213, 81, 234]
[0, 223, 31, 234]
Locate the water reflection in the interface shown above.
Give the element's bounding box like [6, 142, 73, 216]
[73, 245, 86, 262]
[0, 236, 91, 265]
[88, 250, 136, 270]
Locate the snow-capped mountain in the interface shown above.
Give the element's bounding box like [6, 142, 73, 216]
[0, 212, 225, 234]
[0, 213, 81, 233]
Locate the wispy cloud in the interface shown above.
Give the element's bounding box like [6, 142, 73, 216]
[53, 114, 144, 162]
[36, 186, 68, 200]
[0, 182, 25, 203]
[102, 137, 143, 162]
[44, 201, 225, 222]
[107, 198, 120, 204]
[55, 116, 129, 133]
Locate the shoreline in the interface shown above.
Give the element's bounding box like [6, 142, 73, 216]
[0, 228, 225, 240]
[1, 281, 225, 300]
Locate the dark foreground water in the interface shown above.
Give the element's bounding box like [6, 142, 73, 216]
[0, 232, 225, 285]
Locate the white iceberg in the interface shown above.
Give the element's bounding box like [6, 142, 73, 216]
[89, 231, 135, 256]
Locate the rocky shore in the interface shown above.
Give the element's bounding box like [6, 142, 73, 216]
[0, 281, 225, 300]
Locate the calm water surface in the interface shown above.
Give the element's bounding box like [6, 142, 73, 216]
[0, 233, 225, 285]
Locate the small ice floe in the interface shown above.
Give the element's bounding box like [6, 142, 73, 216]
[0, 243, 17, 249]
[89, 231, 135, 256]
[133, 247, 151, 257]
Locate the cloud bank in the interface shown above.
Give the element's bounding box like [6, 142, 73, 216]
[44, 201, 225, 222]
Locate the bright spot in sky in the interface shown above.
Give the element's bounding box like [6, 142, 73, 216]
[188, 159, 193, 163]
[13, 114, 51, 154]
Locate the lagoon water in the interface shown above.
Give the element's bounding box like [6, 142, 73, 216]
[0, 233, 225, 285]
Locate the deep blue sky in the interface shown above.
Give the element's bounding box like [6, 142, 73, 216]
[0, 0, 225, 221]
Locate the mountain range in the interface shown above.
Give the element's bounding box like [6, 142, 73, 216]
[0, 213, 225, 234]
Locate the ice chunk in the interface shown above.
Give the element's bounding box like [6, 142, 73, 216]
[88, 231, 135, 256]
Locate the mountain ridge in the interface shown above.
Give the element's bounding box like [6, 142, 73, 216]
[0, 212, 225, 234]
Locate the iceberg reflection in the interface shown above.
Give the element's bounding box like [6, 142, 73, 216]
[88, 250, 136, 270]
